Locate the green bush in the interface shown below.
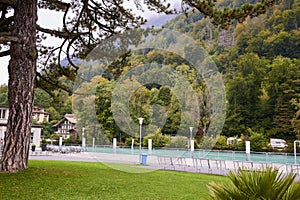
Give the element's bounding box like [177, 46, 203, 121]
[166, 136, 187, 148]
[125, 137, 139, 146]
[213, 136, 229, 150]
[248, 129, 269, 152]
[208, 167, 300, 199]
[284, 140, 300, 153]
[237, 134, 246, 151]
[249, 133, 265, 152]
[199, 136, 216, 149]
[142, 132, 170, 147]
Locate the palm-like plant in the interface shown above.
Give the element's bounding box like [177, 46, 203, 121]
[208, 167, 300, 200]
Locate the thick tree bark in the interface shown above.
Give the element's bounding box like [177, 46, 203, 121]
[0, 0, 37, 172]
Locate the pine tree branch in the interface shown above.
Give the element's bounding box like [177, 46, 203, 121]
[0, 32, 17, 42]
[0, 0, 16, 6]
[36, 25, 88, 39]
[38, 0, 69, 10]
[183, 0, 280, 29]
[36, 25, 69, 38]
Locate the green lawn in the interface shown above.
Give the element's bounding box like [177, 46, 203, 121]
[0, 160, 227, 200]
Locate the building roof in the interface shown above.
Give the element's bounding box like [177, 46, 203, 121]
[65, 114, 77, 124]
[0, 105, 49, 115]
[52, 114, 77, 127]
[33, 106, 49, 114]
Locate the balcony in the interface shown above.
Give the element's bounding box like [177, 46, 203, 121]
[0, 118, 8, 124]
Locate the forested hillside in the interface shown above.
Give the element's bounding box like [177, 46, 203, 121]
[73, 0, 300, 150]
[217, 0, 300, 141]
[162, 0, 300, 141]
[0, 0, 298, 150]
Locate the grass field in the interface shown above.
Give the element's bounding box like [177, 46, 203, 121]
[0, 160, 228, 200]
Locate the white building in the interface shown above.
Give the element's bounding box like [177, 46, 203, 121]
[0, 105, 46, 149]
[52, 114, 77, 139]
[32, 106, 50, 123]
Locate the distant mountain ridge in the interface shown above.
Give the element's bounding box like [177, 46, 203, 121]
[60, 13, 178, 66]
[145, 14, 177, 27]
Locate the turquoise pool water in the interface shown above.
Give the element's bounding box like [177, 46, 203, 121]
[85, 146, 298, 165]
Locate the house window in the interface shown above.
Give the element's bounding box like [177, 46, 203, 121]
[30, 132, 33, 143]
[2, 109, 6, 119]
[0, 109, 5, 119]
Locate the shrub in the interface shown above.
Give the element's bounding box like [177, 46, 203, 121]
[142, 132, 170, 147]
[166, 136, 188, 148]
[237, 134, 246, 151]
[208, 167, 300, 199]
[199, 136, 216, 149]
[213, 136, 229, 150]
[248, 129, 269, 152]
[125, 137, 139, 146]
[249, 133, 266, 152]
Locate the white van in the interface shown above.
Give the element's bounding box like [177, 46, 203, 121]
[270, 138, 288, 148]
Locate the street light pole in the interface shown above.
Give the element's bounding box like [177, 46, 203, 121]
[138, 117, 144, 163]
[82, 127, 85, 152]
[189, 126, 193, 150]
[294, 140, 300, 164]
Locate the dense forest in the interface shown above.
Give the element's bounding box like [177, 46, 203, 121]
[0, 0, 299, 151]
[160, 0, 300, 151]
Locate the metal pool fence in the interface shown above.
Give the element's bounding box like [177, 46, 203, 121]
[84, 145, 300, 165]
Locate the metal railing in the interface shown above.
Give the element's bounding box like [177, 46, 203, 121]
[83, 145, 300, 165]
[156, 156, 300, 178]
[33, 144, 300, 165]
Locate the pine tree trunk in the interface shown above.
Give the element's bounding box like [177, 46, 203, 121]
[0, 0, 37, 172]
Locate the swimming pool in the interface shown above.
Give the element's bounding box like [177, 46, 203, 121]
[85, 145, 299, 165]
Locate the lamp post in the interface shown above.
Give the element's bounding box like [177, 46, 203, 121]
[138, 117, 144, 163]
[189, 127, 193, 154]
[294, 140, 300, 164]
[82, 127, 85, 152]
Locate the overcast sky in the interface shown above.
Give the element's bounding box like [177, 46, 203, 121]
[0, 1, 180, 85]
[0, 8, 64, 85]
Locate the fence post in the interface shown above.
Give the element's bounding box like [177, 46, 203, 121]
[148, 139, 152, 155]
[113, 138, 117, 153]
[245, 141, 251, 161]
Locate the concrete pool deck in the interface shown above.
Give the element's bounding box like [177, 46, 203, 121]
[29, 151, 300, 180]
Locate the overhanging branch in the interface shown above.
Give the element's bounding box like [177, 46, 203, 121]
[0, 0, 16, 6]
[0, 32, 18, 42]
[38, 0, 69, 10]
[37, 25, 89, 39]
[37, 25, 69, 38]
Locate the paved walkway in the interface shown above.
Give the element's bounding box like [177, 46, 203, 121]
[29, 151, 148, 164]
[28, 151, 300, 180]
